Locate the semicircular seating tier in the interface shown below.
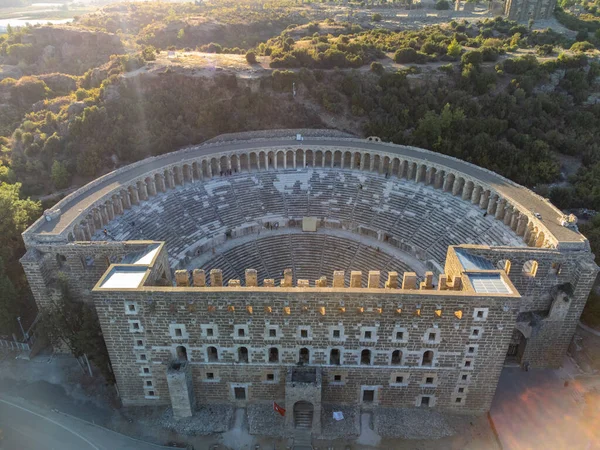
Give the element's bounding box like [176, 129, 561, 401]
[90, 168, 525, 271]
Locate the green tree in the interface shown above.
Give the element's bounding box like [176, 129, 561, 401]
[394, 47, 417, 63]
[246, 50, 258, 64]
[370, 61, 384, 74]
[447, 39, 462, 58]
[435, 0, 450, 9]
[0, 183, 41, 263]
[0, 257, 18, 335]
[37, 278, 114, 383]
[51, 160, 70, 189]
[372, 13, 382, 22]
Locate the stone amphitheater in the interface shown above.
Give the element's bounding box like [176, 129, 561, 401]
[21, 130, 598, 437]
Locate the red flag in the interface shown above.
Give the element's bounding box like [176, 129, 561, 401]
[273, 401, 286, 416]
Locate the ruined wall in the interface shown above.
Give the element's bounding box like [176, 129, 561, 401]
[457, 245, 598, 368]
[93, 283, 519, 414]
[505, 0, 556, 21]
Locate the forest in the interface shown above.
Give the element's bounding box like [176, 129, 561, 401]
[0, 2, 600, 337]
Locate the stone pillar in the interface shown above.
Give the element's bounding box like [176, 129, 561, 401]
[155, 175, 166, 193]
[93, 209, 102, 229]
[434, 171, 444, 189]
[407, 163, 416, 181]
[146, 178, 157, 196]
[138, 182, 148, 201]
[210, 269, 223, 287]
[479, 190, 490, 210]
[452, 178, 464, 197]
[333, 271, 345, 288]
[420, 271, 434, 290]
[462, 182, 474, 201]
[487, 195, 498, 215]
[425, 167, 436, 185]
[281, 268, 293, 287]
[74, 226, 85, 241]
[471, 186, 482, 205]
[166, 170, 175, 189]
[99, 206, 109, 226]
[495, 198, 506, 220]
[81, 221, 91, 240]
[129, 186, 140, 206]
[438, 274, 448, 290]
[385, 271, 399, 289]
[503, 205, 514, 226]
[245, 269, 257, 287]
[193, 269, 206, 287]
[443, 175, 454, 193]
[121, 190, 132, 209]
[510, 210, 520, 231]
[297, 279, 310, 288]
[87, 216, 96, 237]
[402, 272, 417, 290]
[517, 215, 528, 236]
[112, 195, 124, 215]
[175, 270, 190, 287]
[315, 276, 327, 287]
[105, 202, 115, 221]
[416, 165, 427, 183]
[399, 160, 407, 178]
[167, 361, 195, 420]
[367, 271, 380, 289]
[350, 271, 362, 288]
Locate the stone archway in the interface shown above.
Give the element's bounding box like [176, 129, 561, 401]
[294, 401, 314, 429]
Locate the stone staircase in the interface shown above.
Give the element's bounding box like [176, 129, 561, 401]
[292, 429, 312, 450]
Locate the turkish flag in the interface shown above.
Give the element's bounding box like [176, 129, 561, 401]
[273, 401, 286, 416]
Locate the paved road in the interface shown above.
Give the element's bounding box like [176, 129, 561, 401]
[0, 397, 168, 450]
[28, 136, 584, 246]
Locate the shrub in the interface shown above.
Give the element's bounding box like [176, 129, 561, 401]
[307, 22, 320, 33]
[447, 39, 462, 58]
[461, 50, 483, 66]
[372, 13, 382, 22]
[435, 0, 450, 9]
[200, 42, 222, 53]
[245, 51, 257, 64]
[370, 61, 384, 74]
[394, 47, 417, 63]
[536, 44, 554, 56]
[570, 41, 595, 52]
[576, 30, 589, 42]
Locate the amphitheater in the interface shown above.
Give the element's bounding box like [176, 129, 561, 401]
[21, 130, 598, 436]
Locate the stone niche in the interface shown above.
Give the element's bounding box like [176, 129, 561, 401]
[285, 367, 322, 436]
[167, 360, 195, 419]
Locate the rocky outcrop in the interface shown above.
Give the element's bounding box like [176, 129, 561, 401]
[0, 65, 23, 81]
[38, 73, 78, 94]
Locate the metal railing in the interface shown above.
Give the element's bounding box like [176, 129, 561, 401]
[0, 339, 30, 352]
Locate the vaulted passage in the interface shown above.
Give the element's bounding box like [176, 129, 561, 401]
[294, 401, 314, 429]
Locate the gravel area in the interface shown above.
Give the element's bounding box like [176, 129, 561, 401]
[374, 408, 454, 439]
[321, 404, 360, 439]
[158, 404, 234, 435]
[247, 403, 287, 437]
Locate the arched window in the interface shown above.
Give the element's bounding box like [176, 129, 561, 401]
[497, 259, 511, 275]
[330, 349, 340, 365]
[176, 345, 188, 361]
[238, 347, 249, 363]
[299, 348, 310, 364]
[522, 260, 538, 277]
[391, 350, 402, 365]
[268, 347, 279, 363]
[207, 346, 218, 362]
[422, 350, 434, 367]
[361, 349, 371, 365]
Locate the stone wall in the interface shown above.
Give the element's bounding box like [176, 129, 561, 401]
[93, 282, 520, 414]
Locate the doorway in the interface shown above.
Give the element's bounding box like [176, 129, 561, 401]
[293, 401, 314, 429]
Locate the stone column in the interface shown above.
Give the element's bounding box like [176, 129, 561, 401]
[155, 175, 166, 193]
[385, 272, 399, 289]
[175, 270, 190, 287]
[105, 201, 115, 221]
[167, 361, 195, 420]
[416, 165, 427, 183]
[146, 178, 157, 196]
[210, 269, 223, 287]
[165, 170, 175, 189]
[407, 163, 416, 181]
[420, 272, 434, 290]
[121, 190, 132, 209]
[112, 195, 124, 214]
[367, 271, 380, 289]
[129, 186, 140, 206]
[443, 174, 454, 192]
[193, 269, 206, 287]
[74, 225, 85, 241]
[92, 209, 102, 229]
[350, 271, 362, 288]
[471, 186, 482, 205]
[434, 171, 444, 189]
[99, 206, 109, 226]
[86, 217, 96, 237]
[333, 271, 345, 288]
[503, 205, 514, 225]
[245, 269, 257, 287]
[452, 178, 464, 197]
[80, 221, 91, 240]
[402, 272, 417, 290]
[517, 214, 528, 236]
[425, 167, 436, 185]
[487, 195, 498, 215]
[462, 182, 474, 201]
[495, 198, 507, 220]
[399, 160, 407, 179]
[479, 190, 490, 210]
[281, 268, 293, 287]
[137, 182, 148, 201]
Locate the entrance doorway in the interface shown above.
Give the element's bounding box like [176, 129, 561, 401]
[293, 401, 314, 429]
[506, 329, 527, 364]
